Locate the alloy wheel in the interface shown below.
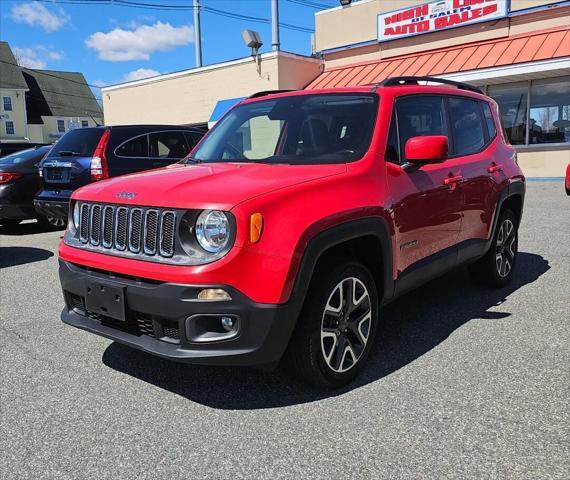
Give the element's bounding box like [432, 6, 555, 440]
[495, 218, 516, 278]
[47, 216, 65, 228]
[320, 277, 372, 373]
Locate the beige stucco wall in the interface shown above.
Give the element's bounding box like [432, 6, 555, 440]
[0, 88, 27, 140]
[27, 124, 44, 143]
[102, 52, 322, 127]
[316, 0, 569, 66]
[517, 148, 570, 177]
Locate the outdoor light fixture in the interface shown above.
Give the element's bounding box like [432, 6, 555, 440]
[242, 29, 263, 57]
[339, 0, 352, 6]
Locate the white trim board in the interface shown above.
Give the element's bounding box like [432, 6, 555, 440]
[437, 57, 570, 85]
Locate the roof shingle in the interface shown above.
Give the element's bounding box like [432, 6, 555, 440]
[0, 41, 28, 90]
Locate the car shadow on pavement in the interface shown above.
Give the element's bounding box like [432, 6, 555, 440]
[102, 252, 549, 409]
[0, 246, 54, 268]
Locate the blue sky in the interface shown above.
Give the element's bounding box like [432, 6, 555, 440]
[1, 0, 339, 99]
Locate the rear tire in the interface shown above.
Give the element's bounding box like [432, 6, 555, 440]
[37, 215, 66, 230]
[469, 209, 518, 288]
[284, 259, 379, 388]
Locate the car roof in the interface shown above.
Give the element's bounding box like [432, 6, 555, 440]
[241, 83, 489, 104]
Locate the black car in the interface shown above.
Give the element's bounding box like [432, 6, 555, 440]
[0, 145, 53, 227]
[34, 125, 205, 222]
[0, 141, 50, 158]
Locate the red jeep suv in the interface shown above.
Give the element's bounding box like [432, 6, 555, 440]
[58, 77, 525, 387]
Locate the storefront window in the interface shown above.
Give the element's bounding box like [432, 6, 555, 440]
[487, 82, 528, 145]
[487, 77, 570, 146]
[529, 76, 570, 144]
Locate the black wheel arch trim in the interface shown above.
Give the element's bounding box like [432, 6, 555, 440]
[285, 215, 394, 312]
[486, 180, 525, 253]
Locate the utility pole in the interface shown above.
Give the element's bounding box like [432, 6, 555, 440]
[193, 0, 203, 67]
[271, 0, 280, 51]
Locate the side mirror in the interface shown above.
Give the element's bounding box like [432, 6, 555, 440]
[404, 135, 448, 164]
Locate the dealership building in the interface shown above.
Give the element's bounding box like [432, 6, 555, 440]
[102, 0, 570, 177]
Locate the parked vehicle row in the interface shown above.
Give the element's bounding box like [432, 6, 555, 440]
[0, 125, 205, 228]
[34, 125, 205, 226]
[55, 76, 526, 388]
[0, 146, 52, 227]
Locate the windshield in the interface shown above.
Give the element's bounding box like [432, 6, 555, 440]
[189, 93, 378, 164]
[0, 146, 50, 166]
[48, 128, 104, 157]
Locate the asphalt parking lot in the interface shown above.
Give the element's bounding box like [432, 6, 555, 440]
[0, 181, 568, 479]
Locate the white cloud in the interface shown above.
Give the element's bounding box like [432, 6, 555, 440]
[85, 21, 194, 62]
[121, 68, 161, 82]
[10, 1, 70, 32]
[91, 80, 109, 89]
[13, 46, 64, 69]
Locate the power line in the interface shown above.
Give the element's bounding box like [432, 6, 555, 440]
[0, 59, 104, 90]
[286, 0, 333, 10]
[31, 0, 315, 32]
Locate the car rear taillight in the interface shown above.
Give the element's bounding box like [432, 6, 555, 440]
[0, 172, 23, 184]
[90, 129, 111, 181]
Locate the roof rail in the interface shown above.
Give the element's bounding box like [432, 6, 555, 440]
[372, 76, 483, 94]
[248, 89, 294, 99]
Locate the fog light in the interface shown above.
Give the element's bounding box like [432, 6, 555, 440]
[197, 288, 232, 301]
[221, 316, 235, 331]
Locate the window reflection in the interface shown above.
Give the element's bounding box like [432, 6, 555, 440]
[487, 76, 570, 146]
[529, 77, 570, 144]
[487, 82, 528, 145]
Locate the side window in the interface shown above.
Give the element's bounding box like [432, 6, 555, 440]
[396, 96, 445, 160]
[149, 131, 190, 159]
[385, 111, 400, 164]
[448, 97, 485, 155]
[115, 134, 149, 158]
[481, 102, 497, 139]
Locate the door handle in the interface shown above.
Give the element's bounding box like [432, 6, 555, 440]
[443, 175, 463, 186]
[488, 163, 503, 174]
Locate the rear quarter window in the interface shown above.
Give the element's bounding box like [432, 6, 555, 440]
[49, 129, 103, 157]
[115, 134, 149, 158]
[447, 97, 485, 155]
[481, 102, 497, 139]
[149, 131, 190, 159]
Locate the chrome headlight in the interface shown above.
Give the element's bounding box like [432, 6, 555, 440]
[72, 202, 80, 230]
[195, 210, 230, 253]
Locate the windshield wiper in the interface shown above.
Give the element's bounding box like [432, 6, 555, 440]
[182, 156, 202, 164]
[57, 150, 81, 156]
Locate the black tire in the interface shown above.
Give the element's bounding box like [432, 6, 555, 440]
[469, 209, 518, 288]
[0, 219, 22, 227]
[284, 259, 379, 388]
[37, 215, 66, 230]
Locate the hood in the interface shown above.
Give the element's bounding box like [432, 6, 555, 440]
[73, 162, 347, 210]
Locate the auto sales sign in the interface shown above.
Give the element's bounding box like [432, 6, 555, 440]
[377, 0, 508, 43]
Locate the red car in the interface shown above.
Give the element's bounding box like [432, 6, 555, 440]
[566, 163, 570, 195]
[58, 77, 525, 387]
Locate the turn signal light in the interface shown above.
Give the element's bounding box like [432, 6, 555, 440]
[250, 213, 263, 243]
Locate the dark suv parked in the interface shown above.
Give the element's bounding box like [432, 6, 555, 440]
[34, 125, 205, 225]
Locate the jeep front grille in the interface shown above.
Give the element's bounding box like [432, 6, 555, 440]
[77, 202, 176, 259]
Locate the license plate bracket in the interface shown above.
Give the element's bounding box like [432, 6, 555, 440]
[85, 281, 126, 321]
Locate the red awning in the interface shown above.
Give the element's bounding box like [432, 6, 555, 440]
[306, 27, 570, 89]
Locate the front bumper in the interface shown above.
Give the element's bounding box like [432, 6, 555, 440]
[59, 259, 297, 366]
[34, 190, 72, 219]
[34, 199, 69, 219]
